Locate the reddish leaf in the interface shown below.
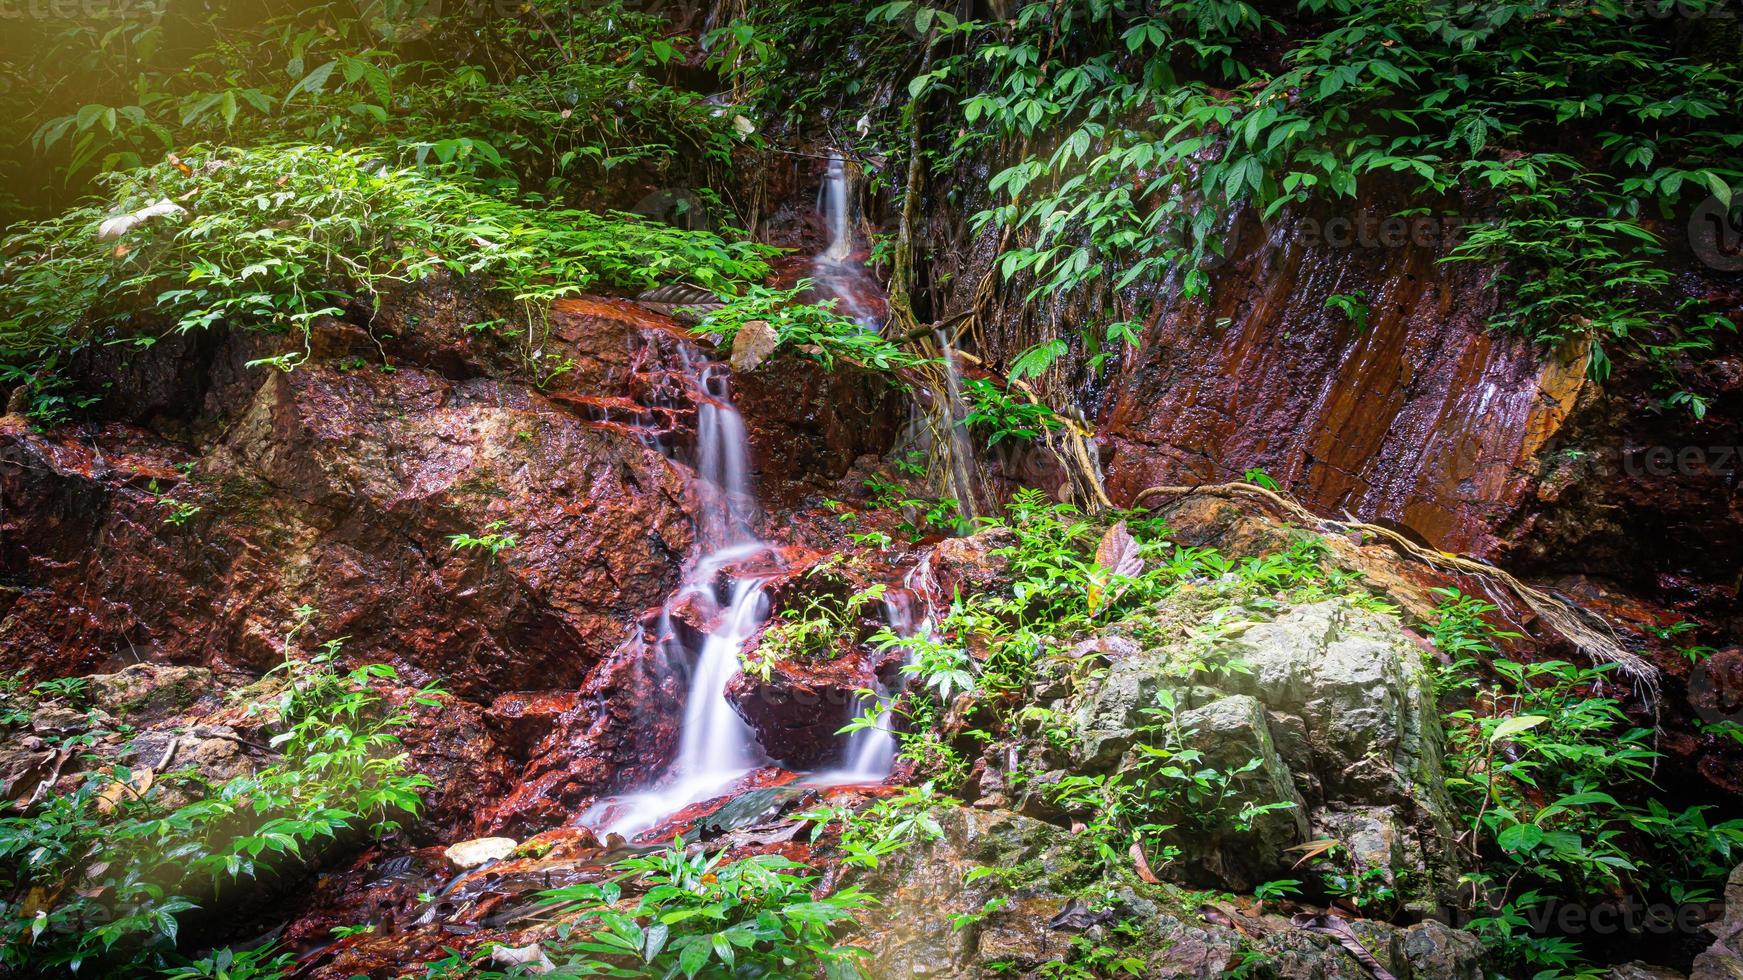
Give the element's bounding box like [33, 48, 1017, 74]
[1130, 839, 1161, 883]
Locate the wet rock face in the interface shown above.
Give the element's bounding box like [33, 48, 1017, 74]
[485, 631, 684, 834]
[1099, 204, 1588, 559]
[731, 351, 905, 510]
[725, 637, 899, 770]
[1089, 202, 1742, 627]
[1, 357, 691, 698]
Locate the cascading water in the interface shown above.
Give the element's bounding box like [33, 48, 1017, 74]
[830, 568, 930, 780]
[587, 343, 928, 837]
[931, 328, 986, 520]
[820, 155, 854, 265]
[584, 353, 776, 838]
[584, 166, 943, 833]
[809, 153, 881, 328]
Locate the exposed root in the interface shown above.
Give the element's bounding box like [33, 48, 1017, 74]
[1132, 482, 1659, 691]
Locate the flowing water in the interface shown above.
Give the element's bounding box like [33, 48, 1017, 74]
[583, 354, 777, 838]
[584, 157, 936, 838]
[809, 153, 881, 328]
[585, 342, 929, 838]
[827, 560, 934, 781]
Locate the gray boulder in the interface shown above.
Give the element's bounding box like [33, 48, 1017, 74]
[1067, 598, 1461, 913]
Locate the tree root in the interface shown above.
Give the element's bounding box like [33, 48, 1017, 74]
[1132, 481, 1658, 691]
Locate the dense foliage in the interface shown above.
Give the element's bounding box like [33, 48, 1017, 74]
[726, 0, 1742, 412]
[0, 621, 433, 976]
[1432, 590, 1743, 974]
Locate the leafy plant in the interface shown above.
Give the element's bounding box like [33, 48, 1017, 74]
[1322, 292, 1370, 333]
[448, 520, 520, 563]
[1431, 590, 1743, 973]
[159, 944, 295, 980]
[0, 615, 435, 974]
[745, 582, 887, 681]
[961, 378, 1064, 446]
[536, 843, 873, 978]
[1, 143, 774, 421]
[696, 282, 931, 372]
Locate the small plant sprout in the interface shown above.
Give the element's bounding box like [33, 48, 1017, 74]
[448, 520, 519, 563]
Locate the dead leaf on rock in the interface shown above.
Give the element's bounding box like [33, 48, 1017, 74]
[1129, 839, 1161, 884]
[95, 767, 154, 816]
[488, 943, 555, 974]
[730, 319, 779, 373]
[1087, 520, 1145, 616]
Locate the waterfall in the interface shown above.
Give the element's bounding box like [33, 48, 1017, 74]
[585, 251, 934, 830]
[830, 560, 935, 781]
[820, 155, 854, 264]
[585, 350, 775, 838]
[929, 328, 985, 521]
[809, 153, 880, 328]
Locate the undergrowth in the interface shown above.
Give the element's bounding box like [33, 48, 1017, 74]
[0, 614, 435, 976]
[0, 144, 774, 420]
[1431, 589, 1743, 975]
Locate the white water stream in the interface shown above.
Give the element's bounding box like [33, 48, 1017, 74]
[587, 344, 925, 838]
[586, 159, 927, 838]
[585, 357, 776, 837]
[810, 153, 880, 327]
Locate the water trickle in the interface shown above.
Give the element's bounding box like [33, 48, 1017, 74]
[820, 155, 854, 265]
[827, 559, 935, 783]
[930, 328, 985, 521]
[588, 327, 932, 836]
[809, 153, 881, 328]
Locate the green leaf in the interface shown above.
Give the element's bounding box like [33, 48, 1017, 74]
[1496, 822, 1543, 853]
[1488, 714, 1549, 743]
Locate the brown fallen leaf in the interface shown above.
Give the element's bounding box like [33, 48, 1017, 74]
[95, 767, 154, 817]
[1087, 521, 1145, 616]
[1287, 837, 1341, 868]
[1129, 839, 1161, 884]
[730, 318, 779, 373]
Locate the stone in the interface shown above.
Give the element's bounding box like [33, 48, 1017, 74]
[443, 837, 518, 870]
[1613, 963, 1689, 980]
[1399, 918, 1486, 979]
[929, 527, 1018, 602]
[1311, 805, 1436, 919]
[1066, 597, 1462, 910]
[87, 663, 214, 723]
[1692, 862, 1743, 979]
[850, 804, 1484, 979]
[1167, 695, 1310, 890]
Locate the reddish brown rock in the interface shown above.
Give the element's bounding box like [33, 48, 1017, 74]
[1, 357, 692, 697]
[730, 351, 905, 509]
[726, 644, 897, 770]
[1099, 205, 1590, 559]
[485, 631, 685, 834]
[486, 690, 583, 758]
